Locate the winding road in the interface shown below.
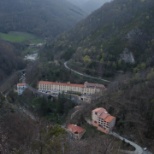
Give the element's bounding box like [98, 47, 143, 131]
[111, 132, 152, 154]
[84, 118, 152, 154]
[110, 132, 143, 154]
[64, 61, 111, 83]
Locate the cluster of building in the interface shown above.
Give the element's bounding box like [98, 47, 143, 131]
[66, 107, 116, 140]
[17, 80, 105, 97]
[17, 81, 115, 139]
[38, 81, 106, 95]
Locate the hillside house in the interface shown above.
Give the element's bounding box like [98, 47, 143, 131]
[66, 124, 86, 140]
[92, 108, 116, 134]
[17, 83, 27, 95]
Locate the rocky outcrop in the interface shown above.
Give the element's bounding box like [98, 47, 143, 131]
[120, 48, 135, 64]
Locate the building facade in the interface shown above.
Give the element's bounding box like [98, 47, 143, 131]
[66, 124, 86, 140]
[92, 108, 116, 134]
[38, 81, 106, 95]
[17, 83, 27, 95]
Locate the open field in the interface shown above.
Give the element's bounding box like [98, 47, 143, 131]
[0, 31, 44, 44]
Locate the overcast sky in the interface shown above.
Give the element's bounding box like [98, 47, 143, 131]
[67, 0, 111, 5]
[67, 0, 89, 6]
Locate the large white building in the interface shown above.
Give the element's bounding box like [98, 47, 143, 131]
[38, 81, 106, 95]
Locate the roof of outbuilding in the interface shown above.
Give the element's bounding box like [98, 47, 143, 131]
[67, 124, 85, 134]
[17, 83, 26, 86]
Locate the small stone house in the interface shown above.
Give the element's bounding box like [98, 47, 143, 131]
[17, 83, 27, 95]
[66, 124, 86, 140]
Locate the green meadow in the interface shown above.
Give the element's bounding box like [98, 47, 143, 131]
[0, 31, 44, 44]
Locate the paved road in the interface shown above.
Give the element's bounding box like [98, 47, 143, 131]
[84, 118, 152, 154]
[64, 61, 111, 83]
[71, 109, 80, 119]
[110, 132, 152, 154]
[110, 132, 143, 154]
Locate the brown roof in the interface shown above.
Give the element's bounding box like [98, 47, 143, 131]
[67, 124, 85, 134]
[92, 107, 116, 122]
[105, 115, 115, 122]
[84, 82, 106, 89]
[38, 81, 84, 88]
[99, 113, 110, 119]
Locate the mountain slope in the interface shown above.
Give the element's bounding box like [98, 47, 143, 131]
[82, 0, 112, 13]
[0, 40, 25, 84]
[67, 0, 111, 13]
[46, 0, 154, 77]
[74, 69, 154, 152]
[0, 0, 85, 38]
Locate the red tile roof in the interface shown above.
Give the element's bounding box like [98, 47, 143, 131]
[92, 107, 116, 123]
[38, 81, 84, 88]
[17, 83, 26, 86]
[67, 124, 85, 134]
[105, 115, 115, 122]
[99, 113, 110, 119]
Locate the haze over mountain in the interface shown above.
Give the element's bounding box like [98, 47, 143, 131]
[67, 0, 112, 13]
[39, 1, 154, 150]
[47, 0, 154, 77]
[0, 0, 154, 153]
[0, 0, 85, 39]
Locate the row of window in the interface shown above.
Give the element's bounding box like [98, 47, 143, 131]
[39, 87, 82, 92]
[39, 84, 97, 91]
[98, 124, 109, 129]
[98, 122, 109, 127]
[39, 85, 82, 91]
[94, 120, 109, 127]
[99, 119, 109, 124]
[39, 85, 97, 94]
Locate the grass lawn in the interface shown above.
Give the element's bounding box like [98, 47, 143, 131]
[0, 31, 44, 44]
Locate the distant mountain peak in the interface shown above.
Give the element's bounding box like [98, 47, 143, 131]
[0, 0, 86, 38]
[67, 0, 112, 13]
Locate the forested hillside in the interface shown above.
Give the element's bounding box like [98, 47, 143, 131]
[82, 0, 112, 13]
[1, 0, 154, 153]
[0, 40, 25, 84]
[0, 0, 85, 39]
[46, 0, 154, 77]
[72, 69, 154, 152]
